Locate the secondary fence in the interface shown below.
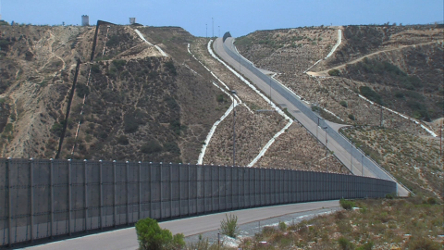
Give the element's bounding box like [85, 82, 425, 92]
[221, 36, 397, 182]
[0, 158, 396, 247]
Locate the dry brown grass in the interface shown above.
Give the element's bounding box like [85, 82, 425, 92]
[342, 126, 443, 200]
[239, 198, 443, 250]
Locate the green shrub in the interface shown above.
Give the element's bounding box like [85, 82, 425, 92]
[328, 69, 341, 76]
[426, 197, 437, 205]
[340, 199, 356, 210]
[50, 122, 63, 136]
[164, 61, 177, 76]
[220, 214, 239, 238]
[348, 114, 355, 120]
[312, 106, 320, 112]
[169, 233, 185, 249]
[216, 94, 226, 103]
[385, 193, 395, 199]
[359, 86, 383, 105]
[112, 59, 126, 70]
[394, 91, 404, 99]
[340, 101, 348, 107]
[117, 135, 129, 145]
[164, 142, 180, 154]
[338, 237, 355, 250]
[76, 83, 90, 98]
[91, 64, 101, 74]
[356, 241, 374, 250]
[278, 221, 287, 231]
[135, 217, 172, 250]
[141, 141, 162, 154]
[404, 236, 441, 250]
[106, 35, 121, 47]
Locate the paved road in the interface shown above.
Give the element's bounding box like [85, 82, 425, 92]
[24, 200, 339, 250]
[213, 37, 408, 197]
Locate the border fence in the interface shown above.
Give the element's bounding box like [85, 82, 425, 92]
[221, 35, 398, 182]
[0, 158, 396, 247]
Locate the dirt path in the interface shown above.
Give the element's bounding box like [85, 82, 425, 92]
[307, 40, 443, 77]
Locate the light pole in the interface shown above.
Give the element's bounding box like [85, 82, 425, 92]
[205, 23, 207, 38]
[361, 154, 364, 176]
[218, 26, 220, 37]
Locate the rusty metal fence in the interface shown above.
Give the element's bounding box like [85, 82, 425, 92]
[0, 158, 396, 247]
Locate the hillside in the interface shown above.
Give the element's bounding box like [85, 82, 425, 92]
[0, 24, 228, 163]
[0, 23, 347, 175]
[235, 24, 443, 199]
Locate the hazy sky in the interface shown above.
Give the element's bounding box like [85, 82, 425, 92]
[1, 0, 443, 37]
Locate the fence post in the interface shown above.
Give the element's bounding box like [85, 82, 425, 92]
[169, 163, 172, 218]
[50, 158, 54, 238]
[84, 159, 88, 232]
[29, 158, 34, 242]
[68, 159, 72, 236]
[7, 157, 12, 246]
[138, 161, 142, 221]
[160, 162, 163, 219]
[218, 166, 221, 211]
[196, 165, 198, 215]
[187, 163, 190, 216]
[113, 160, 117, 227]
[178, 163, 182, 217]
[149, 162, 152, 219]
[99, 160, 103, 230]
[126, 161, 129, 225]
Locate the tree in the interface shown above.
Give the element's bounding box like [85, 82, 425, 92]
[135, 218, 172, 250]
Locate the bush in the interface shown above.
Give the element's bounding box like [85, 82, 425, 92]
[91, 64, 101, 74]
[404, 236, 441, 250]
[50, 122, 63, 136]
[117, 135, 129, 145]
[76, 83, 90, 98]
[426, 197, 437, 205]
[164, 142, 180, 154]
[328, 69, 341, 76]
[338, 237, 355, 250]
[135, 217, 174, 250]
[112, 59, 126, 70]
[356, 241, 374, 250]
[141, 141, 162, 154]
[394, 91, 404, 99]
[164, 61, 177, 76]
[348, 114, 355, 120]
[278, 221, 287, 231]
[385, 193, 395, 199]
[216, 94, 226, 103]
[340, 199, 356, 210]
[340, 100, 348, 108]
[220, 214, 239, 238]
[359, 86, 383, 105]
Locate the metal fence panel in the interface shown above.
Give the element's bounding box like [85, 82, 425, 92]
[0, 158, 397, 247]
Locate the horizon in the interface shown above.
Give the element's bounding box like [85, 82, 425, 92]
[1, 0, 443, 37]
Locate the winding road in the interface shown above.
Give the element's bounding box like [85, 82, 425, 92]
[213, 37, 408, 197]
